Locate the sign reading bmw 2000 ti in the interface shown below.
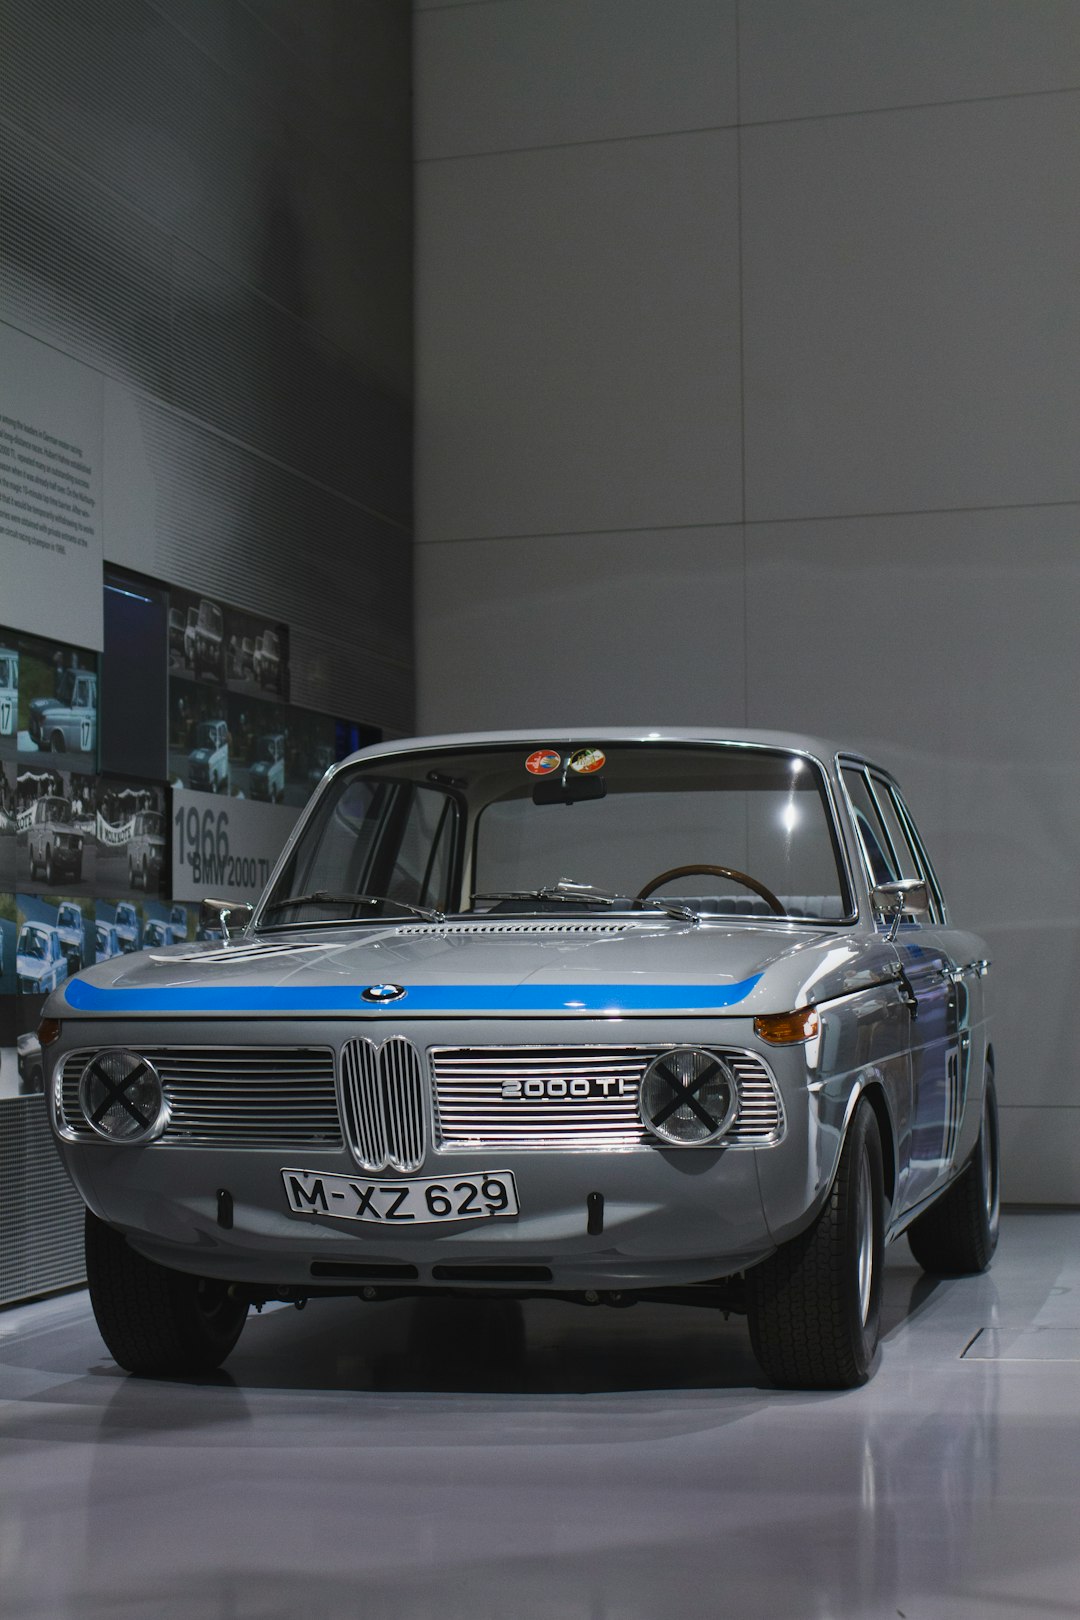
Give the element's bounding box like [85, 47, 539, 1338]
[170, 787, 299, 904]
[45, 730, 999, 1391]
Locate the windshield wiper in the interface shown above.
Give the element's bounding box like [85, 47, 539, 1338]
[261, 891, 445, 923]
[473, 883, 699, 924]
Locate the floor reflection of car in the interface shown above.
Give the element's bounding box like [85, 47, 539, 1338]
[55, 901, 85, 973]
[94, 921, 122, 962]
[114, 902, 140, 953]
[28, 668, 98, 754]
[17, 1031, 44, 1095]
[169, 905, 188, 941]
[168, 608, 186, 661]
[16, 921, 66, 994]
[188, 720, 230, 793]
[0, 646, 17, 738]
[27, 796, 83, 885]
[248, 734, 285, 802]
[127, 810, 165, 889]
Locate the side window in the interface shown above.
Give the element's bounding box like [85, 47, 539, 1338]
[384, 785, 457, 909]
[868, 776, 921, 883]
[840, 767, 897, 888]
[884, 782, 947, 922]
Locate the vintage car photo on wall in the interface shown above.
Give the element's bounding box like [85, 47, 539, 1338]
[14, 632, 98, 771]
[96, 780, 167, 897]
[15, 766, 97, 894]
[41, 730, 998, 1390]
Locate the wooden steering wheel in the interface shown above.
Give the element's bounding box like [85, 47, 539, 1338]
[635, 863, 785, 916]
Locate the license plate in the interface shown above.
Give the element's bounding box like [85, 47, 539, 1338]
[281, 1168, 519, 1225]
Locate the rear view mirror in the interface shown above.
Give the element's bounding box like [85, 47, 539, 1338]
[872, 879, 930, 939]
[532, 775, 607, 806]
[198, 897, 254, 940]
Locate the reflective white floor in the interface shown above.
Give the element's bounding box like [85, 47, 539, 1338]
[2, 1212, 1079, 1620]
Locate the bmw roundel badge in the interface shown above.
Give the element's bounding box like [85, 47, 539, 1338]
[362, 983, 407, 1003]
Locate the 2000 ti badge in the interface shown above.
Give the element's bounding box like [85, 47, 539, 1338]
[282, 1168, 519, 1224]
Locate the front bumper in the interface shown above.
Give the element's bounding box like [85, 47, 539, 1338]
[47, 1015, 850, 1293]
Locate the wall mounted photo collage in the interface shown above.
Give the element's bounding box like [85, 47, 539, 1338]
[0, 574, 380, 1099]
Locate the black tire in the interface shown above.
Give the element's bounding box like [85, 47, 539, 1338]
[907, 1071, 1000, 1276]
[747, 1097, 884, 1390]
[84, 1211, 248, 1376]
[49, 730, 64, 752]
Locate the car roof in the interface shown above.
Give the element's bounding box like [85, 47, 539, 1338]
[334, 727, 888, 776]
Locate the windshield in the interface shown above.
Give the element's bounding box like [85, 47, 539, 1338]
[41, 798, 71, 823]
[19, 928, 48, 959]
[256, 737, 278, 762]
[259, 742, 852, 929]
[194, 723, 219, 748]
[0, 655, 13, 684]
[135, 812, 163, 836]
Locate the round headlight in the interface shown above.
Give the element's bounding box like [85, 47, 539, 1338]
[640, 1047, 738, 1146]
[78, 1050, 167, 1143]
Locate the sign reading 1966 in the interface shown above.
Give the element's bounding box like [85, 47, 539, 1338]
[171, 787, 300, 905]
[173, 804, 269, 891]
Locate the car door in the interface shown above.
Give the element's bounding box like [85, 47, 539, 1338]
[840, 763, 962, 1212]
[867, 773, 965, 1208]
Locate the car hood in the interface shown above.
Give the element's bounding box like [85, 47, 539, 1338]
[18, 955, 53, 980]
[28, 696, 57, 715]
[189, 749, 211, 765]
[52, 916, 900, 1020]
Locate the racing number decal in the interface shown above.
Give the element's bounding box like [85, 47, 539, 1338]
[80, 718, 92, 751]
[0, 697, 11, 735]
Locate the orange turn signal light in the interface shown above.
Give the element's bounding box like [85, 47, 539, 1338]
[753, 1007, 819, 1045]
[37, 1018, 62, 1047]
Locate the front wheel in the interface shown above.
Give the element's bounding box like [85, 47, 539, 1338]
[747, 1097, 884, 1389]
[85, 1211, 248, 1376]
[907, 1070, 1000, 1275]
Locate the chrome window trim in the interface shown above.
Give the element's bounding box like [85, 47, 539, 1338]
[254, 737, 860, 934]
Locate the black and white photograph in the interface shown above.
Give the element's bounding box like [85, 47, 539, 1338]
[167, 585, 227, 688]
[14, 765, 97, 895]
[96, 778, 167, 896]
[0, 759, 15, 890]
[223, 603, 289, 702]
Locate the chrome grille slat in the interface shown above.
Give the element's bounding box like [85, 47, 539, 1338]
[432, 1045, 785, 1151]
[59, 1047, 340, 1146]
[341, 1036, 425, 1173]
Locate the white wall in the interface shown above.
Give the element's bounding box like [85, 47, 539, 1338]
[414, 0, 1080, 1202]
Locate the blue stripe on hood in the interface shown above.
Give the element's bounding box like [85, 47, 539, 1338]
[63, 976, 763, 1015]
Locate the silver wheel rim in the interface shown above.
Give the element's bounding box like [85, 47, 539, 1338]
[856, 1149, 874, 1326]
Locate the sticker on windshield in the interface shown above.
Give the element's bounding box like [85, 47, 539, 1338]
[568, 748, 605, 775]
[525, 750, 561, 775]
